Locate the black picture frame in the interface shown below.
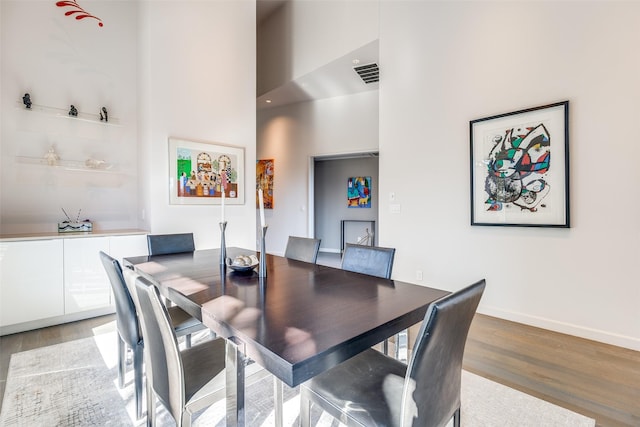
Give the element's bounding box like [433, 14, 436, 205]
[470, 101, 570, 227]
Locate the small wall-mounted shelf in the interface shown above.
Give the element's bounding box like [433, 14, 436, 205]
[16, 156, 118, 174]
[16, 102, 121, 127]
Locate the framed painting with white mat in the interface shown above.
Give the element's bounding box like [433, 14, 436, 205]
[470, 101, 570, 227]
[169, 137, 245, 205]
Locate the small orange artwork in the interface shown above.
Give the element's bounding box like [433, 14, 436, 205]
[256, 159, 274, 209]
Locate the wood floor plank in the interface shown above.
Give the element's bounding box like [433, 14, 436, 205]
[464, 314, 640, 427]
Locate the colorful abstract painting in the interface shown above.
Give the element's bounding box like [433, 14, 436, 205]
[347, 176, 371, 208]
[256, 159, 274, 209]
[470, 102, 569, 227]
[169, 138, 244, 205]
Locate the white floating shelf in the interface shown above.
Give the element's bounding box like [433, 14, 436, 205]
[16, 156, 118, 174]
[16, 102, 121, 126]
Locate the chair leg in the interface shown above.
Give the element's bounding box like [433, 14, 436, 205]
[134, 344, 144, 420]
[117, 335, 126, 389]
[383, 338, 389, 355]
[146, 378, 155, 427]
[453, 407, 461, 427]
[395, 330, 408, 361]
[299, 392, 311, 427]
[180, 411, 192, 427]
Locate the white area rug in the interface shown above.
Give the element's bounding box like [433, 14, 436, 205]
[0, 328, 595, 427]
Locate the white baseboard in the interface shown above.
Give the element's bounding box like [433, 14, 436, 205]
[479, 305, 640, 351]
[0, 306, 115, 336]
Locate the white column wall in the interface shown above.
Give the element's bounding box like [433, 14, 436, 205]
[138, 1, 257, 250]
[379, 1, 640, 349]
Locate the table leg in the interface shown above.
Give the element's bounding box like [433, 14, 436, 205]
[226, 338, 246, 427]
[274, 377, 283, 427]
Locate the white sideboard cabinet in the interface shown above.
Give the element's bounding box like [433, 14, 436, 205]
[0, 230, 147, 335]
[63, 236, 111, 315]
[0, 239, 65, 327]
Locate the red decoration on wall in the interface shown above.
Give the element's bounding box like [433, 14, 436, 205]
[56, 1, 103, 27]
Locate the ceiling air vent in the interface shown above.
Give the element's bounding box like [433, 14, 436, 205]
[354, 63, 379, 84]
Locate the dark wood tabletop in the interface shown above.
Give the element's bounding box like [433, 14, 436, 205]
[124, 247, 449, 388]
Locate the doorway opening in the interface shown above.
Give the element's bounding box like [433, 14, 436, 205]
[309, 152, 379, 265]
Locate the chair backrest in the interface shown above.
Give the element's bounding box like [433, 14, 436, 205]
[133, 272, 185, 422]
[400, 279, 486, 427]
[147, 233, 195, 256]
[284, 236, 322, 263]
[340, 243, 396, 279]
[99, 251, 140, 348]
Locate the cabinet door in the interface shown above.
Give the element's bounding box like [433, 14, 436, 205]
[0, 240, 64, 326]
[63, 237, 110, 314]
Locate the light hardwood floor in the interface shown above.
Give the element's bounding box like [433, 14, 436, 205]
[1, 314, 638, 426]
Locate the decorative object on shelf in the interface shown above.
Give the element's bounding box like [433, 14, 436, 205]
[16, 156, 116, 173]
[16, 101, 120, 125]
[58, 208, 93, 233]
[256, 159, 274, 209]
[356, 228, 373, 246]
[56, 1, 104, 27]
[22, 93, 32, 109]
[470, 101, 570, 228]
[340, 220, 376, 253]
[347, 176, 371, 208]
[169, 137, 245, 205]
[85, 158, 107, 169]
[44, 146, 59, 166]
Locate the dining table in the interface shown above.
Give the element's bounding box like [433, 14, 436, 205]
[124, 247, 449, 427]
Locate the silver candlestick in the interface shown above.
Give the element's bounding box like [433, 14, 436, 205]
[259, 225, 268, 277]
[220, 221, 227, 269]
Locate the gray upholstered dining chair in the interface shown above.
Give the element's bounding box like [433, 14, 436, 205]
[133, 272, 226, 427]
[299, 279, 486, 427]
[100, 252, 205, 419]
[340, 243, 401, 357]
[147, 233, 195, 256]
[132, 272, 267, 427]
[341, 243, 395, 279]
[284, 235, 322, 263]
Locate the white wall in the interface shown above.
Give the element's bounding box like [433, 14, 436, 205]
[257, 0, 639, 350]
[138, 1, 257, 250]
[1, 1, 138, 234]
[257, 90, 379, 255]
[258, 0, 379, 95]
[378, 1, 640, 350]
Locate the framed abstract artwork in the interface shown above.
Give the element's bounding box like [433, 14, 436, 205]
[470, 101, 569, 227]
[256, 159, 274, 209]
[169, 137, 245, 205]
[347, 176, 371, 208]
